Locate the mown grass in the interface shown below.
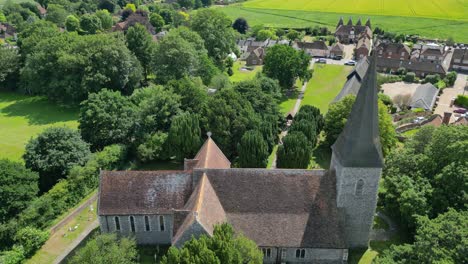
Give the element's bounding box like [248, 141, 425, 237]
[0, 92, 78, 161]
[229, 61, 263, 83]
[301, 64, 352, 113]
[243, 0, 467, 21]
[219, 5, 468, 42]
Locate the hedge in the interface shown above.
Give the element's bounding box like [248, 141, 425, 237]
[454, 95, 468, 108]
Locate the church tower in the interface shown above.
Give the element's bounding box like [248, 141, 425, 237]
[330, 53, 383, 248]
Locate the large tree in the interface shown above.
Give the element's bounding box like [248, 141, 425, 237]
[80, 13, 102, 34]
[263, 45, 311, 89]
[0, 46, 20, 89]
[69, 233, 138, 264]
[0, 160, 38, 222]
[166, 77, 208, 115]
[79, 89, 136, 150]
[277, 131, 312, 169]
[237, 130, 269, 168]
[21, 33, 143, 103]
[161, 223, 262, 264]
[149, 12, 165, 32]
[232, 17, 248, 34]
[23, 127, 91, 192]
[168, 113, 203, 160]
[324, 95, 397, 156]
[190, 9, 236, 68]
[126, 23, 156, 80]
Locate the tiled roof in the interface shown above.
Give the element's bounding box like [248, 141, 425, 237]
[98, 171, 192, 215]
[452, 48, 468, 61]
[334, 58, 370, 102]
[377, 57, 447, 74]
[410, 83, 438, 110]
[193, 137, 231, 169]
[198, 168, 345, 248]
[376, 42, 411, 55]
[330, 42, 344, 52]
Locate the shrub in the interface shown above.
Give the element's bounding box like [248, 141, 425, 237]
[403, 72, 416, 82]
[436, 80, 446, 89]
[444, 71, 457, 86]
[454, 95, 468, 108]
[412, 108, 425, 113]
[14, 227, 49, 258]
[0, 245, 25, 264]
[397, 67, 407, 75]
[423, 74, 440, 84]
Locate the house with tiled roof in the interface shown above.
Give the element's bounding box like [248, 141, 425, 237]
[355, 35, 371, 60]
[375, 42, 411, 60]
[410, 83, 439, 110]
[98, 55, 384, 263]
[292, 40, 329, 57]
[450, 48, 468, 72]
[335, 17, 372, 44]
[330, 42, 344, 58]
[376, 57, 447, 77]
[246, 47, 265, 66]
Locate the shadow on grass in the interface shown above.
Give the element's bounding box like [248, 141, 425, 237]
[1, 94, 78, 125]
[310, 141, 331, 169]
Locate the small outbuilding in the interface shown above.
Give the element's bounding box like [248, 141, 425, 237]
[410, 83, 438, 110]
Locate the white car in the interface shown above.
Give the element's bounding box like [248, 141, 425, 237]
[344, 60, 356, 66]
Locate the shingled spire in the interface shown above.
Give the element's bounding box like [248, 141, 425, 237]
[337, 17, 344, 28]
[356, 18, 362, 26]
[331, 53, 383, 168]
[365, 18, 371, 29]
[347, 17, 353, 26]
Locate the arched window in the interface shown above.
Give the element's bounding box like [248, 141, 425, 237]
[159, 215, 165, 231]
[114, 216, 120, 231]
[144, 216, 150, 231]
[295, 249, 305, 258]
[130, 216, 136, 232]
[355, 179, 365, 196]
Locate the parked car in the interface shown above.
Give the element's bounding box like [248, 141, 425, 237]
[344, 60, 356, 66]
[413, 116, 425, 124]
[315, 58, 327, 64]
[331, 55, 342, 60]
[453, 108, 467, 114]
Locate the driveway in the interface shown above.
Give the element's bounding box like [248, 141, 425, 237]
[381, 81, 420, 99]
[434, 73, 467, 122]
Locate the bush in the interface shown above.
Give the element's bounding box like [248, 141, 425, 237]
[444, 71, 457, 86]
[423, 74, 441, 84]
[0, 245, 25, 264]
[403, 72, 416, 82]
[454, 95, 468, 108]
[14, 227, 49, 258]
[397, 67, 407, 75]
[378, 93, 393, 107]
[412, 108, 425, 113]
[436, 80, 446, 89]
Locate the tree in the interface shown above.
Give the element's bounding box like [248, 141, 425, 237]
[161, 223, 262, 264]
[256, 29, 275, 41]
[23, 127, 91, 192]
[393, 93, 412, 110]
[79, 89, 136, 150]
[150, 12, 165, 32]
[45, 4, 67, 27]
[232, 17, 248, 34]
[0, 160, 38, 222]
[21, 33, 143, 103]
[237, 130, 269, 168]
[80, 14, 102, 34]
[0, 46, 20, 89]
[432, 162, 468, 214]
[178, 0, 194, 8]
[0, 11, 6, 23]
[277, 132, 312, 169]
[167, 77, 208, 115]
[126, 23, 155, 80]
[286, 29, 301, 41]
[168, 113, 203, 160]
[290, 120, 317, 147]
[14, 227, 48, 258]
[17, 21, 60, 59]
[137, 132, 169, 162]
[65, 15, 80, 32]
[69, 233, 138, 264]
[95, 9, 113, 30]
[324, 95, 397, 156]
[263, 45, 311, 89]
[190, 9, 236, 68]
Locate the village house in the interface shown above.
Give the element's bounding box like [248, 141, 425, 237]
[375, 42, 411, 60]
[330, 42, 345, 58]
[246, 47, 265, 66]
[354, 34, 371, 60]
[409, 83, 439, 110]
[292, 40, 329, 57]
[335, 17, 372, 44]
[237, 38, 288, 65]
[98, 55, 385, 264]
[417, 44, 446, 63]
[376, 57, 447, 77]
[450, 48, 468, 72]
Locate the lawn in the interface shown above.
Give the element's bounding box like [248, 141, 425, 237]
[301, 64, 352, 113]
[229, 61, 263, 83]
[0, 92, 78, 161]
[218, 3, 468, 42]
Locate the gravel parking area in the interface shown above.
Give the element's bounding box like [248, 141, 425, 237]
[381, 82, 420, 99]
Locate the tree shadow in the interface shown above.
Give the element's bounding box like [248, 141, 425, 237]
[1, 95, 78, 125]
[311, 141, 332, 169]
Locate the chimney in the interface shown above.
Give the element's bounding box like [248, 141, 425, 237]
[443, 112, 452, 125]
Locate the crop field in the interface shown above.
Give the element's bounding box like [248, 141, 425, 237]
[0, 92, 78, 161]
[243, 0, 467, 21]
[219, 0, 468, 42]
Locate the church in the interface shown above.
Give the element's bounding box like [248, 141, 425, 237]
[98, 55, 383, 264]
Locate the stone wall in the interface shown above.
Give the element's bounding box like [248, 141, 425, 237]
[262, 247, 346, 264]
[99, 214, 173, 245]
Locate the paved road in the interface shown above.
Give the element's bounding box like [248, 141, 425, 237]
[434, 73, 467, 122]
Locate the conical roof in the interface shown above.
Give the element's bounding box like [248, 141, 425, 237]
[331, 54, 383, 168]
[347, 17, 353, 26]
[337, 17, 344, 28]
[365, 18, 372, 29]
[356, 18, 362, 26]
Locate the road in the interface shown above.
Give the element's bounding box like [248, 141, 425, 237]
[434, 73, 467, 122]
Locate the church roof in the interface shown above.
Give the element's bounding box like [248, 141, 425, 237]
[333, 58, 369, 102]
[193, 137, 231, 169]
[98, 171, 192, 215]
[332, 54, 383, 168]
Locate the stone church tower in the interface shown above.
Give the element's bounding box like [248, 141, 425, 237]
[330, 54, 383, 248]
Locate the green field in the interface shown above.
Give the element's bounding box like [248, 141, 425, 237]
[0, 92, 78, 161]
[301, 64, 352, 113]
[219, 0, 468, 42]
[229, 61, 263, 83]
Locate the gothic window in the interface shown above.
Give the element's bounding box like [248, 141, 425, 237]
[144, 216, 150, 231]
[159, 215, 165, 231]
[355, 179, 365, 196]
[114, 216, 120, 231]
[130, 216, 136, 232]
[295, 249, 306, 258]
